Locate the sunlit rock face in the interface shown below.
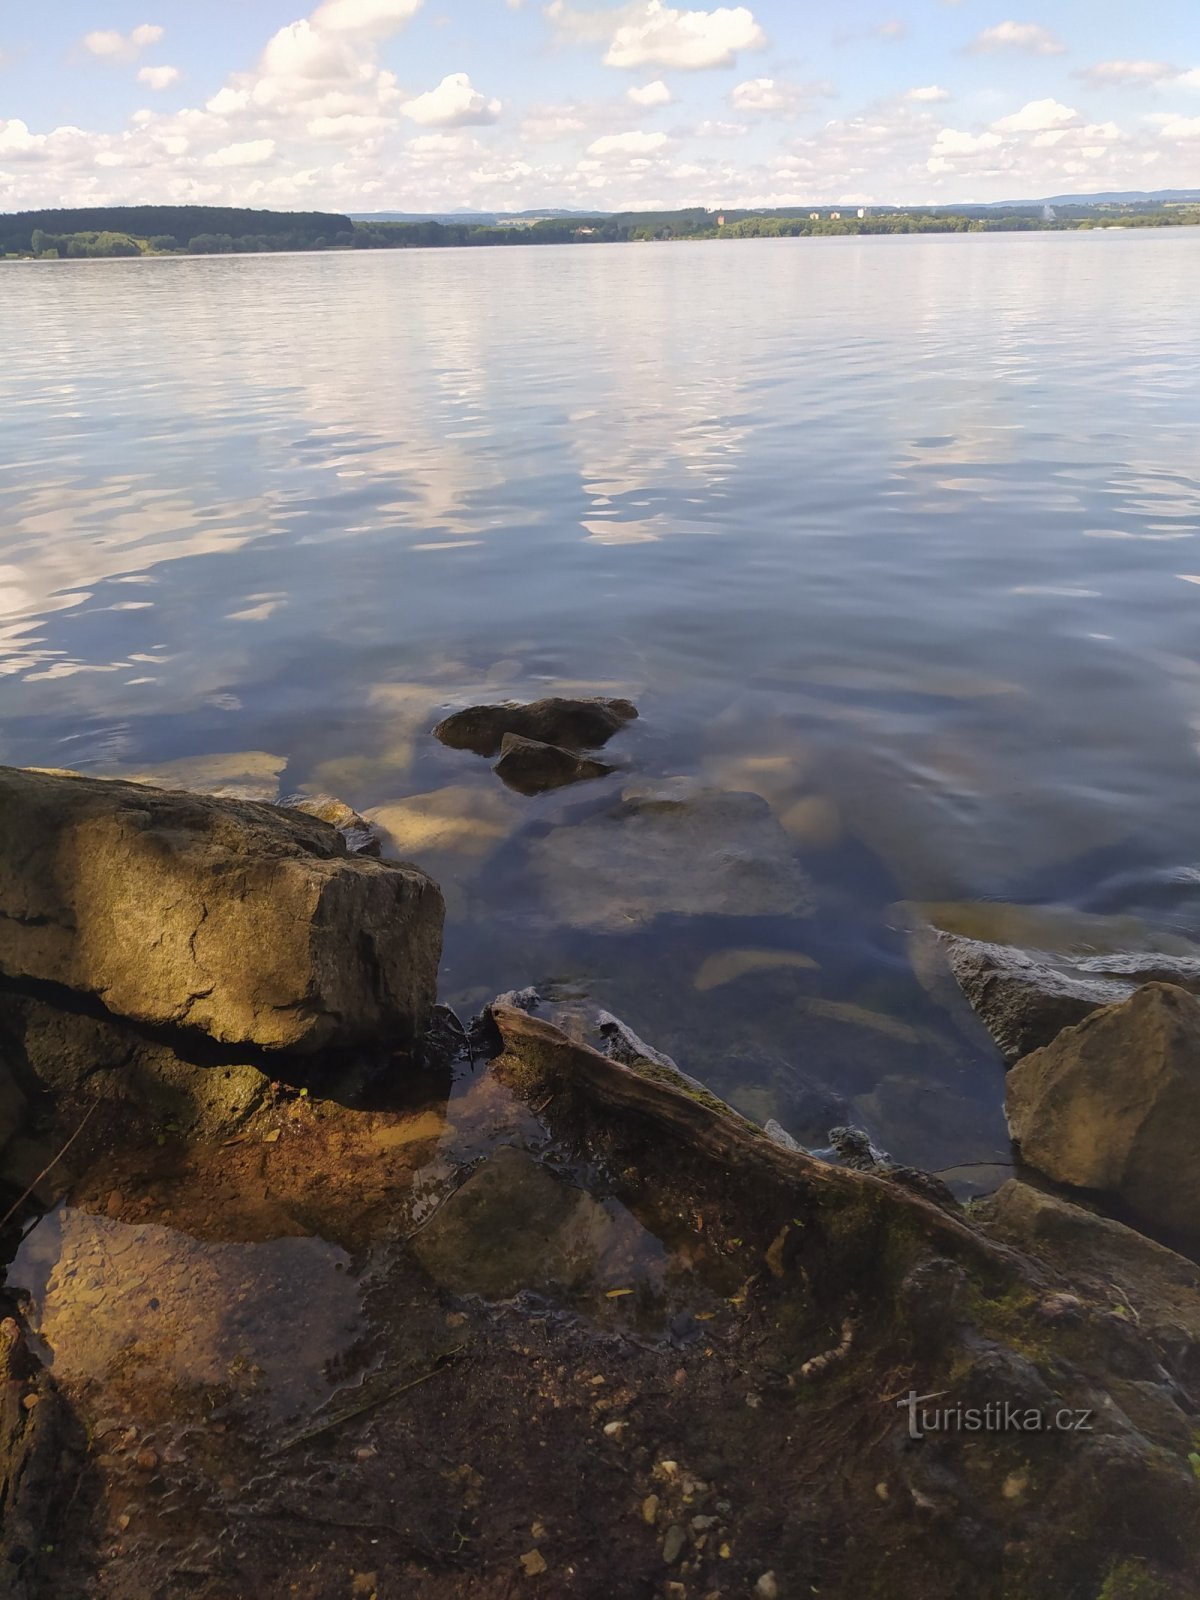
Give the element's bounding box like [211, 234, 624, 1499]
[11, 1208, 362, 1425]
[1006, 982, 1200, 1244]
[0, 765, 444, 1054]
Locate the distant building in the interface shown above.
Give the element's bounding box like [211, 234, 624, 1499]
[809, 211, 820, 221]
[716, 214, 726, 227]
[857, 208, 866, 219]
[830, 211, 842, 220]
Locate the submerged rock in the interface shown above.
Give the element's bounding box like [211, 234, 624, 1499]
[433, 696, 638, 757]
[278, 793, 382, 857]
[528, 781, 813, 931]
[1006, 983, 1200, 1243]
[938, 932, 1200, 1064]
[408, 1145, 626, 1298]
[0, 765, 443, 1055]
[493, 733, 614, 796]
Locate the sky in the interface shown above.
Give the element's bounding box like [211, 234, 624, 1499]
[2, 0, 1200, 213]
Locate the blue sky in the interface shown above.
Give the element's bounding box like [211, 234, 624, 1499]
[2, 0, 1200, 211]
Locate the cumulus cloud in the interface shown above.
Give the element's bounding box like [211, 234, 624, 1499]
[968, 21, 1065, 56]
[587, 128, 670, 155]
[931, 127, 1003, 156]
[401, 73, 502, 126]
[991, 98, 1078, 133]
[906, 85, 951, 103]
[628, 78, 673, 106]
[1156, 115, 1200, 140]
[548, 1, 766, 71]
[310, 0, 424, 34]
[203, 139, 278, 167]
[0, 118, 47, 157]
[83, 23, 164, 62]
[1078, 59, 1178, 88]
[729, 77, 833, 116]
[138, 65, 181, 91]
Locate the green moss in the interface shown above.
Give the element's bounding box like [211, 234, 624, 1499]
[629, 1058, 762, 1126]
[1095, 1558, 1177, 1600]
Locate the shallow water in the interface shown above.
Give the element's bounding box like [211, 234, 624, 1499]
[3, 232, 1200, 1168]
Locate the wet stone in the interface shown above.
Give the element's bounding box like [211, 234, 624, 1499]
[408, 1145, 640, 1300]
[493, 733, 615, 796]
[434, 696, 638, 757]
[528, 781, 814, 931]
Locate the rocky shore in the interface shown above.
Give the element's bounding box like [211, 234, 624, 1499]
[1, 709, 1199, 1600]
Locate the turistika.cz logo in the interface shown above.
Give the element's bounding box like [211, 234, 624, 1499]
[897, 1390, 1094, 1441]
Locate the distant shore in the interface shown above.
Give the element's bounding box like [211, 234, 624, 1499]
[4, 200, 1200, 262]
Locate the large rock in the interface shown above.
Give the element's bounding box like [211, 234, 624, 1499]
[0, 766, 443, 1055]
[433, 696, 637, 757]
[939, 932, 1200, 1064]
[527, 779, 813, 931]
[1006, 983, 1200, 1243]
[492, 733, 614, 796]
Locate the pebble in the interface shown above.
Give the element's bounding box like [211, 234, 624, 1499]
[875, 1482, 890, 1502]
[135, 1447, 159, 1473]
[116, 1513, 131, 1533]
[106, 1190, 123, 1219]
[662, 1524, 687, 1564]
[1002, 1473, 1028, 1501]
[691, 1514, 717, 1532]
[602, 1420, 626, 1438]
[642, 1494, 660, 1525]
[755, 1574, 779, 1600]
[21, 1394, 39, 1412]
[520, 1549, 548, 1577]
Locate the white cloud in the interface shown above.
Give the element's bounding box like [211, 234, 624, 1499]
[991, 98, 1078, 134]
[402, 73, 502, 126]
[729, 77, 832, 116]
[968, 21, 1065, 56]
[138, 65, 181, 91]
[931, 127, 1003, 156]
[628, 78, 673, 106]
[906, 85, 951, 103]
[204, 139, 279, 167]
[1177, 69, 1200, 91]
[1157, 115, 1200, 140]
[694, 118, 748, 137]
[83, 23, 164, 62]
[310, 0, 424, 34]
[1079, 60, 1177, 88]
[0, 118, 46, 157]
[587, 128, 670, 155]
[549, 1, 766, 72]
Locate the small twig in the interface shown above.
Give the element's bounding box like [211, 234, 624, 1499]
[0, 1104, 97, 1234]
[271, 1344, 468, 1454]
[931, 1159, 1016, 1176]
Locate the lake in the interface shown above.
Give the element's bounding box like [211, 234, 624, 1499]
[3, 231, 1199, 1177]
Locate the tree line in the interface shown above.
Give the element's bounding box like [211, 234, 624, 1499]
[5, 201, 1198, 262]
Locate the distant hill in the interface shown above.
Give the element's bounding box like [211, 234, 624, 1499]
[989, 188, 1200, 208]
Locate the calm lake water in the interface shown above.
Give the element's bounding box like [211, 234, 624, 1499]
[3, 232, 1200, 1175]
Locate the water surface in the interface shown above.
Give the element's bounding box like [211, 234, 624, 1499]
[3, 232, 1199, 1170]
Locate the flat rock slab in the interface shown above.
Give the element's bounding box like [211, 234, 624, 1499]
[1006, 982, 1200, 1244]
[528, 781, 813, 931]
[433, 696, 638, 757]
[0, 765, 444, 1055]
[493, 733, 615, 796]
[938, 931, 1200, 1064]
